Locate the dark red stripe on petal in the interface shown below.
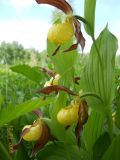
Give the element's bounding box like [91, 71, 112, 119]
[35, 0, 73, 14]
[40, 67, 56, 77]
[63, 43, 78, 52]
[52, 45, 61, 56]
[74, 77, 80, 85]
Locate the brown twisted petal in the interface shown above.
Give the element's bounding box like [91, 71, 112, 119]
[35, 0, 73, 14]
[63, 43, 78, 52]
[40, 67, 56, 77]
[31, 124, 50, 157]
[36, 85, 78, 96]
[13, 127, 31, 150]
[73, 18, 85, 52]
[75, 100, 88, 146]
[32, 109, 43, 117]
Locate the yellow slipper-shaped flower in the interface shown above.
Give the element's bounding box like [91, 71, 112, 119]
[22, 119, 42, 141]
[57, 104, 79, 126]
[48, 22, 74, 45]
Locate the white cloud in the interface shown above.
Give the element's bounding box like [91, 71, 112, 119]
[0, 20, 51, 51]
[9, 0, 35, 12]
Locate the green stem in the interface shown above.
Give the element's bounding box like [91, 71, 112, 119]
[74, 15, 87, 24]
[80, 92, 103, 103]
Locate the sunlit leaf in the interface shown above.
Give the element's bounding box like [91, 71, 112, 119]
[81, 26, 118, 112]
[84, 0, 96, 36]
[10, 65, 44, 84]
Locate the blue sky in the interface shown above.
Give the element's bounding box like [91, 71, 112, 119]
[0, 0, 119, 53]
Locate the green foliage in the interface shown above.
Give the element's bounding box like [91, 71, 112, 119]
[0, 142, 12, 160]
[37, 142, 81, 160]
[115, 94, 120, 128]
[0, 97, 52, 126]
[45, 40, 78, 144]
[0, 68, 38, 105]
[10, 65, 44, 84]
[0, 93, 3, 109]
[0, 41, 30, 65]
[47, 40, 78, 87]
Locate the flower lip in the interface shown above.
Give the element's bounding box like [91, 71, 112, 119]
[35, 0, 73, 14]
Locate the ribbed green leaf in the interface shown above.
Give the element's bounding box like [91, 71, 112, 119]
[81, 26, 118, 111]
[101, 135, 120, 160]
[83, 111, 105, 151]
[0, 97, 52, 126]
[10, 65, 44, 84]
[84, 0, 96, 36]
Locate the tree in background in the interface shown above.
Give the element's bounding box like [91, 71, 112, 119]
[0, 41, 31, 65]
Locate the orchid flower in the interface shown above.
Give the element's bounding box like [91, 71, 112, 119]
[35, 0, 85, 55]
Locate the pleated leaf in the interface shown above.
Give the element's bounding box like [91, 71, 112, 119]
[83, 111, 105, 151]
[81, 26, 118, 111]
[37, 142, 81, 160]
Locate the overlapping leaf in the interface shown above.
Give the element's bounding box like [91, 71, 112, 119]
[101, 135, 120, 160]
[84, 0, 96, 36]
